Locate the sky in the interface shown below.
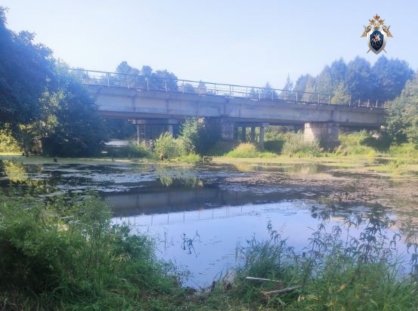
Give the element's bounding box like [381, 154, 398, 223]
[1, 0, 417, 88]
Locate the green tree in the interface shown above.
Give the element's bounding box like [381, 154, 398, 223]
[42, 70, 108, 157]
[371, 56, 413, 102]
[280, 76, 294, 100]
[386, 74, 418, 145]
[0, 8, 55, 125]
[260, 82, 278, 100]
[331, 82, 351, 105]
[346, 57, 372, 102]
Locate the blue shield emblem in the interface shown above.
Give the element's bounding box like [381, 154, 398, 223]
[369, 30, 385, 53]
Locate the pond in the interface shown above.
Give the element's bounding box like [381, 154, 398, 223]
[1, 159, 417, 288]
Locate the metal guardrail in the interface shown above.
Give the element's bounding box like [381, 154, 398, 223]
[70, 68, 385, 109]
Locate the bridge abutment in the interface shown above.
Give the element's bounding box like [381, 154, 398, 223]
[304, 122, 339, 149]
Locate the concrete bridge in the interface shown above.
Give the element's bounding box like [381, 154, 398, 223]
[74, 69, 386, 148]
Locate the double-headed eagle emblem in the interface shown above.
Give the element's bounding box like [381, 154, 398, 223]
[361, 15, 393, 54]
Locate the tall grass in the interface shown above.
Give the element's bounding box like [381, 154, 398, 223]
[225, 143, 276, 158]
[0, 194, 186, 310]
[106, 141, 152, 158]
[281, 132, 322, 157]
[201, 218, 418, 310]
[336, 131, 377, 156]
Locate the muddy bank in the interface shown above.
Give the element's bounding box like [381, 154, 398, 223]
[213, 159, 418, 214]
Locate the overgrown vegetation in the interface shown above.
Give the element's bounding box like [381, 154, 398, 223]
[0, 194, 187, 310]
[225, 143, 275, 158]
[2, 192, 418, 310]
[197, 218, 418, 310]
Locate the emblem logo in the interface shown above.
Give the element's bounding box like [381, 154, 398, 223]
[361, 15, 393, 54]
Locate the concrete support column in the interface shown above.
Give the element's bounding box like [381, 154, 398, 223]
[167, 119, 178, 136]
[220, 119, 235, 140]
[241, 127, 246, 142]
[304, 122, 339, 149]
[250, 126, 256, 142]
[259, 125, 265, 150]
[136, 124, 140, 144]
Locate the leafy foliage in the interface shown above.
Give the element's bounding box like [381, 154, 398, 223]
[290, 56, 413, 105]
[0, 8, 55, 124]
[154, 133, 185, 160]
[180, 118, 222, 155]
[42, 70, 108, 157]
[0, 9, 108, 157]
[386, 74, 418, 146]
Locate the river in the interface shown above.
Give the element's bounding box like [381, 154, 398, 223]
[1, 158, 417, 288]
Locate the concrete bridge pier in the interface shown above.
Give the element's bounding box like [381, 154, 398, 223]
[241, 127, 247, 141]
[304, 122, 339, 149]
[220, 118, 235, 140]
[250, 126, 256, 142]
[167, 119, 178, 136]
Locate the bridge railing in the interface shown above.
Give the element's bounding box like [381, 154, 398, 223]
[70, 68, 384, 108]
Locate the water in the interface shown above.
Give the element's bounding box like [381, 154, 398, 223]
[0, 159, 417, 287]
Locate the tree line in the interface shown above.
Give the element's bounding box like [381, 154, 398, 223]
[1, 6, 417, 156]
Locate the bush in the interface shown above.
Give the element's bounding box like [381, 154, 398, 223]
[0, 129, 21, 153]
[154, 133, 185, 159]
[180, 118, 222, 155]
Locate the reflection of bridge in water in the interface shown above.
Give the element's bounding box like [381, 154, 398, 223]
[105, 184, 315, 218]
[114, 204, 272, 227]
[73, 69, 386, 148]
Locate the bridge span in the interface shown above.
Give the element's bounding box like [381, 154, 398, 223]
[74, 69, 386, 148]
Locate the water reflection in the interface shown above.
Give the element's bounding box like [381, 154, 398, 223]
[156, 166, 203, 188]
[1, 160, 418, 287]
[113, 200, 418, 288]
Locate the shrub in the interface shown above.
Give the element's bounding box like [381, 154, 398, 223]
[180, 118, 222, 155]
[0, 129, 21, 153]
[226, 143, 259, 158]
[154, 133, 185, 159]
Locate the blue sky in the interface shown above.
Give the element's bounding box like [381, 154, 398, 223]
[1, 0, 417, 88]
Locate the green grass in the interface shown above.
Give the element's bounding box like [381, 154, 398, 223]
[1, 187, 418, 310]
[0, 194, 187, 310]
[225, 143, 276, 158]
[192, 222, 418, 311]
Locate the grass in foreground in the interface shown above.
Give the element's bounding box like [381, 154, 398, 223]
[0, 194, 187, 310]
[195, 219, 418, 311]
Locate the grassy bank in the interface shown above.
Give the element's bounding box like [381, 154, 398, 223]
[1, 193, 418, 310]
[0, 194, 187, 310]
